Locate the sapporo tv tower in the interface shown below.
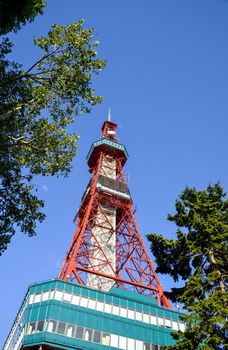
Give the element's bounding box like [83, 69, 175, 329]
[59, 119, 170, 308]
[3, 118, 186, 350]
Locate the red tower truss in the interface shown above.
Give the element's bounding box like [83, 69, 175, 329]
[59, 120, 171, 309]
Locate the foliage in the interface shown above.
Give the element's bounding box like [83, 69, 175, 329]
[0, 0, 46, 34]
[147, 183, 228, 349]
[0, 21, 105, 255]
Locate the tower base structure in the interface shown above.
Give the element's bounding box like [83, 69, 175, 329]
[3, 279, 185, 350]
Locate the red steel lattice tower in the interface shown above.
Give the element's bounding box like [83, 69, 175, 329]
[59, 120, 171, 308]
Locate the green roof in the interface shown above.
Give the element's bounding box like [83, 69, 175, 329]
[86, 138, 129, 161]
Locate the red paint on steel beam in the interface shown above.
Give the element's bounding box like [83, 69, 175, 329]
[59, 121, 171, 309]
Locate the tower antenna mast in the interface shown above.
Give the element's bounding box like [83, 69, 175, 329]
[108, 107, 111, 121]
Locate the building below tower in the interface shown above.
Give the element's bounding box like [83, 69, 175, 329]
[3, 279, 185, 350]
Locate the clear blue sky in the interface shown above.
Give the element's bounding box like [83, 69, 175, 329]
[1, 0, 228, 345]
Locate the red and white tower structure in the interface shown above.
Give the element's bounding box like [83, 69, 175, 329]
[59, 120, 171, 309]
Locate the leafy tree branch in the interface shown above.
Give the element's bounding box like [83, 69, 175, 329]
[0, 0, 46, 34]
[147, 183, 228, 349]
[0, 20, 106, 255]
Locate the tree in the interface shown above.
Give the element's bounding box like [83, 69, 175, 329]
[147, 183, 228, 350]
[0, 0, 46, 34]
[0, 21, 106, 255]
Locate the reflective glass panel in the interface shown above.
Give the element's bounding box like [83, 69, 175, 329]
[72, 295, 80, 305]
[93, 330, 101, 343]
[150, 315, 157, 325]
[88, 298, 96, 309]
[84, 328, 92, 341]
[57, 322, 66, 335]
[102, 333, 110, 345]
[63, 292, 72, 302]
[179, 323, 185, 332]
[55, 290, 63, 301]
[27, 322, 36, 334]
[144, 343, 150, 350]
[47, 320, 57, 333]
[127, 338, 135, 349]
[119, 336, 127, 349]
[96, 301, 104, 311]
[76, 326, 84, 339]
[42, 291, 49, 301]
[112, 305, 119, 316]
[136, 311, 142, 321]
[80, 296, 88, 307]
[66, 324, 74, 337]
[136, 340, 143, 350]
[34, 293, 41, 303]
[165, 319, 171, 328]
[104, 303, 112, 313]
[37, 320, 44, 332]
[158, 317, 164, 326]
[172, 321, 178, 331]
[120, 307, 127, 317]
[110, 334, 118, 347]
[128, 309, 135, 319]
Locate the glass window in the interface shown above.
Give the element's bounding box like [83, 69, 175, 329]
[88, 298, 96, 309]
[120, 307, 127, 317]
[76, 326, 84, 339]
[119, 336, 127, 349]
[158, 317, 164, 326]
[93, 330, 101, 343]
[104, 303, 112, 313]
[112, 305, 119, 316]
[57, 322, 66, 335]
[152, 345, 158, 350]
[150, 315, 157, 325]
[144, 343, 150, 350]
[72, 294, 80, 305]
[55, 290, 63, 301]
[84, 328, 92, 341]
[34, 293, 41, 303]
[136, 311, 142, 321]
[110, 334, 118, 347]
[127, 338, 135, 349]
[128, 309, 135, 319]
[165, 319, 171, 328]
[47, 320, 57, 333]
[66, 324, 74, 337]
[80, 296, 88, 307]
[172, 321, 178, 331]
[179, 323, 185, 332]
[27, 322, 36, 334]
[42, 291, 49, 301]
[160, 347, 166, 350]
[143, 313, 150, 323]
[49, 290, 54, 299]
[63, 292, 72, 302]
[96, 301, 104, 312]
[102, 333, 110, 345]
[37, 320, 44, 332]
[136, 340, 144, 350]
[28, 294, 35, 304]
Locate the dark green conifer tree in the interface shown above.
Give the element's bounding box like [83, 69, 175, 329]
[147, 183, 228, 350]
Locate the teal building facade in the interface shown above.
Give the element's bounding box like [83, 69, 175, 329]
[4, 279, 185, 350]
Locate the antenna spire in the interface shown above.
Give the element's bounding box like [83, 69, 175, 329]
[108, 108, 111, 121]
